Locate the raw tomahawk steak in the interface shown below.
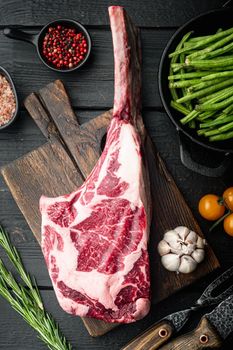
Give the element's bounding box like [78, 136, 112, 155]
[40, 6, 151, 323]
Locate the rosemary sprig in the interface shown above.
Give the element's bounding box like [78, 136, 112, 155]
[0, 226, 43, 309]
[0, 225, 73, 350]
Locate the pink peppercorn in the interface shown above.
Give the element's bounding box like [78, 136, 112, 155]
[42, 24, 88, 69]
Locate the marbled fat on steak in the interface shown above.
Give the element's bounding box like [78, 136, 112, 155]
[40, 6, 151, 323]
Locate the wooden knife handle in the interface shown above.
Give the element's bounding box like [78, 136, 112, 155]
[121, 320, 174, 350]
[159, 317, 222, 350]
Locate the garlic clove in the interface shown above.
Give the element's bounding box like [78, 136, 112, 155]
[158, 240, 171, 256]
[179, 256, 197, 274]
[196, 236, 206, 249]
[192, 249, 205, 263]
[186, 242, 197, 255]
[161, 253, 180, 272]
[164, 231, 181, 250]
[186, 230, 197, 245]
[181, 243, 194, 255]
[174, 226, 189, 241]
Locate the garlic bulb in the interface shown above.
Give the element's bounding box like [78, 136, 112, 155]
[157, 226, 206, 274]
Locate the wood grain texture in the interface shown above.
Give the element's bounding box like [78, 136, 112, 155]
[145, 137, 220, 303]
[0, 28, 173, 108]
[121, 320, 174, 350]
[1, 141, 84, 242]
[1, 81, 219, 337]
[159, 317, 222, 350]
[0, 0, 226, 27]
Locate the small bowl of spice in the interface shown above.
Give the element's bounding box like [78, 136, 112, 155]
[4, 19, 91, 73]
[0, 66, 18, 130]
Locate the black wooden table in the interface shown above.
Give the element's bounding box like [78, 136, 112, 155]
[0, 1, 233, 349]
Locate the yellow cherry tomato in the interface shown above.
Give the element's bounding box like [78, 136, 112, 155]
[198, 194, 225, 221]
[223, 187, 233, 211]
[224, 213, 233, 237]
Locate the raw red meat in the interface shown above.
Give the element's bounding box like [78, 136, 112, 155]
[40, 6, 151, 323]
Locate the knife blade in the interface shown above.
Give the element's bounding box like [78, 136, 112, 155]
[159, 294, 233, 350]
[206, 294, 233, 341]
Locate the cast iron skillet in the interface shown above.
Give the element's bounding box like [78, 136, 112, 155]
[159, 7, 233, 177]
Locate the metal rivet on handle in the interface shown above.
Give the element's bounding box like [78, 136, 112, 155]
[159, 328, 168, 338]
[200, 334, 209, 344]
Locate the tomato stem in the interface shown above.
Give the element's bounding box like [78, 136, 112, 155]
[217, 197, 225, 206]
[209, 210, 231, 232]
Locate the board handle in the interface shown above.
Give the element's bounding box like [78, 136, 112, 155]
[121, 320, 174, 350]
[159, 317, 222, 350]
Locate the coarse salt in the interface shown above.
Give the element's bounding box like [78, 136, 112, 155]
[0, 74, 16, 127]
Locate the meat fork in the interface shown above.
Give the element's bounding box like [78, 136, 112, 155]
[121, 266, 233, 350]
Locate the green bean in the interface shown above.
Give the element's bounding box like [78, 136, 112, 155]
[180, 110, 199, 124]
[199, 86, 233, 103]
[185, 57, 233, 69]
[223, 103, 233, 115]
[202, 70, 233, 81]
[188, 35, 213, 43]
[204, 121, 233, 137]
[170, 79, 201, 88]
[199, 87, 233, 105]
[171, 63, 186, 71]
[168, 72, 211, 80]
[188, 28, 222, 43]
[188, 78, 225, 92]
[198, 129, 210, 136]
[210, 130, 233, 141]
[170, 101, 190, 115]
[176, 78, 233, 103]
[189, 120, 196, 128]
[183, 42, 196, 48]
[169, 31, 193, 100]
[205, 65, 233, 71]
[204, 129, 222, 137]
[218, 120, 233, 132]
[200, 115, 233, 128]
[197, 42, 233, 60]
[197, 111, 216, 121]
[196, 95, 233, 111]
[169, 27, 233, 58]
[187, 32, 233, 60]
[180, 53, 192, 111]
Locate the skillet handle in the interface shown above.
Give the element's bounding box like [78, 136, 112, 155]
[3, 28, 37, 45]
[178, 131, 231, 177]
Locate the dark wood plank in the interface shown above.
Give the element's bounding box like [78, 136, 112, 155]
[146, 137, 220, 302]
[0, 0, 226, 27]
[0, 289, 197, 350]
[0, 110, 232, 288]
[1, 141, 84, 242]
[38, 80, 112, 177]
[0, 28, 173, 108]
[0, 286, 232, 350]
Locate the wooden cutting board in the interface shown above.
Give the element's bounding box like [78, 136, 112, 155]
[1, 80, 219, 337]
